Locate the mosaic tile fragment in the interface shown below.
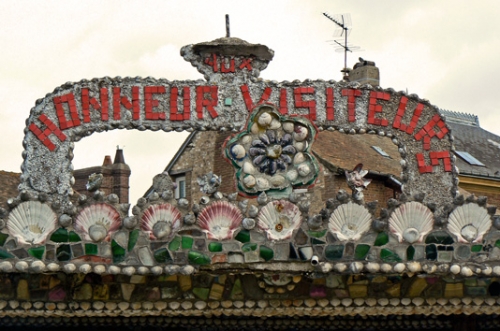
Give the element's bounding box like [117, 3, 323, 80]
[325, 245, 343, 260]
[374, 232, 389, 246]
[208, 242, 223, 252]
[259, 245, 274, 261]
[188, 251, 211, 265]
[380, 248, 401, 262]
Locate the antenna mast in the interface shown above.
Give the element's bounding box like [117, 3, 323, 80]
[323, 13, 359, 80]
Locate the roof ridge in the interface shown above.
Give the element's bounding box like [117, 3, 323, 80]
[439, 109, 480, 127]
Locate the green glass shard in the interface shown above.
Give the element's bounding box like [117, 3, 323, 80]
[208, 242, 223, 252]
[28, 246, 45, 259]
[407, 245, 415, 260]
[193, 287, 210, 300]
[56, 244, 72, 261]
[0, 233, 9, 246]
[235, 230, 250, 243]
[85, 243, 98, 255]
[128, 229, 139, 252]
[241, 243, 257, 252]
[374, 232, 389, 246]
[188, 251, 211, 265]
[311, 238, 326, 245]
[471, 245, 483, 253]
[307, 229, 327, 238]
[425, 231, 454, 245]
[354, 244, 370, 260]
[325, 245, 344, 260]
[154, 248, 172, 263]
[0, 249, 14, 259]
[182, 236, 194, 249]
[259, 245, 274, 261]
[168, 236, 181, 251]
[50, 228, 69, 243]
[111, 239, 126, 263]
[496, 240, 500, 249]
[380, 248, 401, 263]
[68, 231, 81, 242]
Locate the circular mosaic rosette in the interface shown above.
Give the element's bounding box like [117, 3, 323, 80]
[225, 104, 319, 197]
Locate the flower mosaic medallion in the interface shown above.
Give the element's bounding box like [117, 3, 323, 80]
[225, 104, 319, 197]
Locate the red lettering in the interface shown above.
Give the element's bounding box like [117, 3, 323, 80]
[196, 86, 218, 119]
[53, 93, 80, 130]
[326, 87, 334, 121]
[240, 85, 272, 111]
[82, 88, 109, 122]
[413, 114, 449, 150]
[170, 87, 191, 121]
[392, 96, 424, 134]
[416, 151, 452, 174]
[29, 114, 67, 152]
[220, 57, 235, 73]
[368, 91, 390, 126]
[113, 87, 139, 120]
[341, 89, 362, 122]
[144, 86, 166, 120]
[294, 87, 316, 120]
[204, 54, 218, 72]
[279, 89, 288, 115]
[239, 58, 253, 70]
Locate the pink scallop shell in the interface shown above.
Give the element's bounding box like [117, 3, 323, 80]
[197, 201, 243, 240]
[140, 204, 182, 240]
[74, 203, 121, 241]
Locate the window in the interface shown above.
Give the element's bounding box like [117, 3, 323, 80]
[455, 151, 485, 166]
[371, 145, 391, 158]
[175, 176, 186, 199]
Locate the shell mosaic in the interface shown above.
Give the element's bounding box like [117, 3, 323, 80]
[224, 104, 319, 198]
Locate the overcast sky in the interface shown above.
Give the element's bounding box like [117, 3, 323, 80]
[1, 0, 499, 205]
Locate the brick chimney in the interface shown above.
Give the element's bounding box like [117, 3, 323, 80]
[112, 148, 131, 204]
[349, 57, 380, 86]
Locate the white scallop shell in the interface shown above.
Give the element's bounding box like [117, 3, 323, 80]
[7, 201, 57, 245]
[328, 202, 372, 241]
[257, 200, 301, 241]
[140, 204, 182, 240]
[447, 203, 491, 243]
[197, 201, 243, 240]
[74, 203, 121, 242]
[388, 202, 434, 243]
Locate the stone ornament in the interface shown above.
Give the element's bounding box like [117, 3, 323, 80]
[197, 201, 242, 240]
[7, 201, 57, 245]
[257, 200, 302, 241]
[74, 203, 121, 242]
[447, 203, 491, 243]
[389, 201, 434, 243]
[225, 104, 319, 197]
[140, 204, 182, 240]
[328, 201, 372, 241]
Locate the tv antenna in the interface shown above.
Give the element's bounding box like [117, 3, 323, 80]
[323, 13, 360, 80]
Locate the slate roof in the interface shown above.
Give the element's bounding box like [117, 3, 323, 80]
[441, 110, 500, 179]
[312, 131, 401, 178]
